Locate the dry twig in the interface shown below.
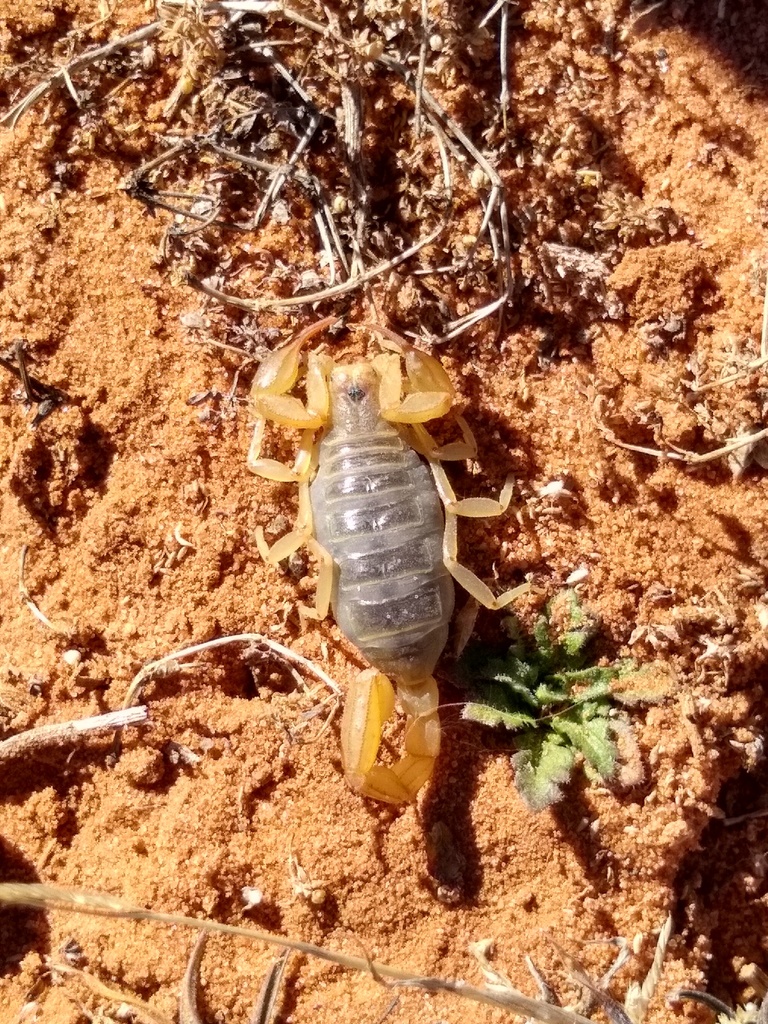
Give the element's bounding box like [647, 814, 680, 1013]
[179, 932, 208, 1024]
[1, 22, 162, 128]
[0, 707, 148, 764]
[123, 632, 341, 710]
[53, 960, 173, 1024]
[594, 397, 768, 466]
[186, 214, 447, 311]
[18, 545, 70, 636]
[0, 882, 597, 1024]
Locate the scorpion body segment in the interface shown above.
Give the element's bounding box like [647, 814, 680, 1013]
[249, 319, 528, 804]
[310, 364, 454, 686]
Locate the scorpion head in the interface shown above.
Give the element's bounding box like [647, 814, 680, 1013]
[328, 363, 382, 435]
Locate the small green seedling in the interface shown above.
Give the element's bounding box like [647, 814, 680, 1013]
[456, 590, 658, 811]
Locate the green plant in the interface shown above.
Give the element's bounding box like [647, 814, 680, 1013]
[456, 590, 660, 811]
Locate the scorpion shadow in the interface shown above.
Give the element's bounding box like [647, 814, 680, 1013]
[644, 0, 768, 97]
[673, 674, 768, 1004]
[0, 836, 49, 977]
[419, 694, 488, 902]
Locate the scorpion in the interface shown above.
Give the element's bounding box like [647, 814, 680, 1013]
[249, 316, 527, 804]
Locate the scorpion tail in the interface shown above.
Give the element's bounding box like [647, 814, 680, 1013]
[341, 670, 440, 804]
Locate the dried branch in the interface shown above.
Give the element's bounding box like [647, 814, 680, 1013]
[0, 707, 148, 764]
[54, 960, 173, 1024]
[186, 215, 448, 311]
[18, 545, 70, 635]
[249, 950, 291, 1024]
[413, 0, 429, 137]
[2, 22, 162, 129]
[762, 263, 768, 361]
[179, 933, 208, 1024]
[0, 882, 596, 1024]
[594, 397, 768, 466]
[123, 632, 342, 710]
[691, 266, 768, 393]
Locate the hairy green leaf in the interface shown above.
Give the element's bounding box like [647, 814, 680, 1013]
[549, 667, 620, 690]
[560, 627, 592, 661]
[462, 703, 537, 730]
[456, 590, 653, 811]
[551, 711, 617, 780]
[534, 682, 570, 706]
[532, 615, 555, 664]
[512, 731, 576, 811]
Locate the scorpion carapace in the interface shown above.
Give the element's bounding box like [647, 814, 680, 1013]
[249, 317, 528, 804]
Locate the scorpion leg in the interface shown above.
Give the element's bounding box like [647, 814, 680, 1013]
[341, 671, 440, 803]
[256, 481, 334, 623]
[408, 414, 477, 462]
[301, 537, 334, 622]
[442, 512, 529, 609]
[255, 479, 314, 563]
[429, 459, 514, 518]
[248, 426, 317, 483]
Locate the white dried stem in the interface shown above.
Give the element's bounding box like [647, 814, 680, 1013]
[187, 215, 447, 311]
[0, 707, 148, 763]
[594, 399, 768, 466]
[123, 632, 342, 710]
[0, 882, 597, 1024]
[2, 22, 162, 128]
[18, 545, 70, 636]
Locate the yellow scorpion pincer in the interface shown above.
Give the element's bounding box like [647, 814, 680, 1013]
[249, 318, 527, 804]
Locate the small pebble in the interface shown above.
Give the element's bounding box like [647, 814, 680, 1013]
[61, 649, 82, 667]
[565, 566, 589, 585]
[241, 886, 263, 908]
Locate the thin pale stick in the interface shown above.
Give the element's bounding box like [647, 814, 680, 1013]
[414, 0, 429, 136]
[691, 354, 768, 394]
[249, 950, 290, 1024]
[54, 962, 173, 1024]
[179, 933, 208, 1024]
[595, 403, 768, 465]
[18, 545, 69, 635]
[761, 262, 768, 360]
[2, 22, 162, 128]
[0, 707, 148, 763]
[123, 632, 342, 709]
[186, 216, 447, 311]
[499, 1, 510, 135]
[723, 805, 768, 826]
[313, 207, 338, 287]
[0, 882, 597, 1024]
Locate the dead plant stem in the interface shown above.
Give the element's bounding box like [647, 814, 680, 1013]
[0, 882, 596, 1024]
[0, 707, 148, 763]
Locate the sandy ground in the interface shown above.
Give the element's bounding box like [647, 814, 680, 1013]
[1, 1, 768, 1022]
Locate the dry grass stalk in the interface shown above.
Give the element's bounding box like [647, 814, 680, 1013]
[122, 632, 342, 710]
[53, 960, 173, 1024]
[186, 214, 448, 311]
[0, 707, 148, 764]
[691, 263, 768, 392]
[179, 932, 208, 1024]
[1, 23, 162, 129]
[594, 396, 768, 467]
[249, 949, 291, 1024]
[4, 0, 514, 339]
[0, 882, 597, 1024]
[18, 545, 70, 636]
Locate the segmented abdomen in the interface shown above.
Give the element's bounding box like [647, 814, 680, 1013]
[310, 423, 454, 683]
